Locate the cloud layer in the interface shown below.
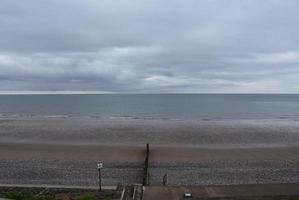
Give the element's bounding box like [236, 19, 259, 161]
[0, 0, 299, 93]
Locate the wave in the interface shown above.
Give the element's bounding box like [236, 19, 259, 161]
[1, 112, 299, 123]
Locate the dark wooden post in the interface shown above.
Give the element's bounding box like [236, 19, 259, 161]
[146, 143, 149, 155]
[163, 173, 168, 186]
[143, 143, 150, 186]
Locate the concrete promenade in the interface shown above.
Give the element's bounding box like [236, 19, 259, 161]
[143, 183, 299, 200]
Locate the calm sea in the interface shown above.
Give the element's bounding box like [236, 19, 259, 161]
[0, 94, 299, 120]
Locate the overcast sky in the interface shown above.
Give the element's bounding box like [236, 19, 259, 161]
[0, 0, 299, 93]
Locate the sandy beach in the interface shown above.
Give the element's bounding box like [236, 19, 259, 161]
[1, 117, 299, 147]
[1, 118, 299, 186]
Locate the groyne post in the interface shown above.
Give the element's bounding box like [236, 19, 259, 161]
[163, 173, 168, 186]
[142, 143, 150, 186]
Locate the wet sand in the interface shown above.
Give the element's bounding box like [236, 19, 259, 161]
[1, 118, 299, 147]
[1, 142, 299, 162]
[1, 118, 299, 186]
[0, 143, 145, 161]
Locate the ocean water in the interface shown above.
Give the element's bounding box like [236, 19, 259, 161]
[0, 94, 299, 120]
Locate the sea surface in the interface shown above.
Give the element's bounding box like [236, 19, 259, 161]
[0, 94, 299, 120]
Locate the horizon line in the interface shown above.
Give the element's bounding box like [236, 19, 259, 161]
[0, 91, 298, 95]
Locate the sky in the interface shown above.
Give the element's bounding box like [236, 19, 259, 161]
[0, 0, 299, 93]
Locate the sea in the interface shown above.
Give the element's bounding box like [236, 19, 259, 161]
[0, 94, 299, 121]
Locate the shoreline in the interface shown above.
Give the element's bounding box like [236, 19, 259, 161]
[2, 115, 299, 123]
[1, 117, 299, 147]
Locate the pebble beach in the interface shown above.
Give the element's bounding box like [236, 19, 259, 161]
[1, 118, 299, 187]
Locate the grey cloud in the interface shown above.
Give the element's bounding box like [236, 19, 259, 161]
[0, 0, 299, 93]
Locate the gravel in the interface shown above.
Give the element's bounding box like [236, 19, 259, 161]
[1, 159, 299, 187]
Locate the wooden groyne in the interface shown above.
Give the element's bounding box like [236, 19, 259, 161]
[142, 143, 150, 186]
[120, 143, 149, 200]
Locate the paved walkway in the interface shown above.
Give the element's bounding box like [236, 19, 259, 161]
[0, 184, 116, 190]
[143, 183, 299, 200]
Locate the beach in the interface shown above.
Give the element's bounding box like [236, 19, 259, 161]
[1, 117, 299, 147]
[1, 118, 299, 187]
